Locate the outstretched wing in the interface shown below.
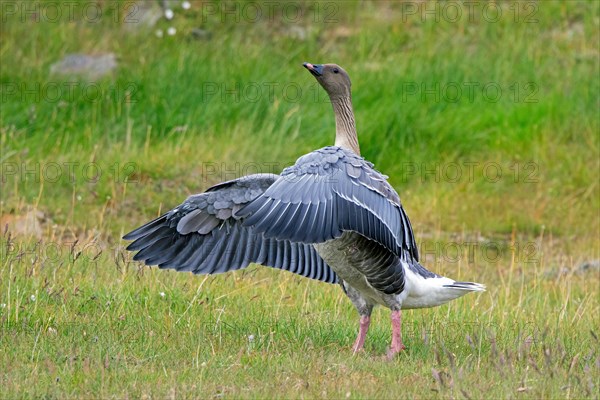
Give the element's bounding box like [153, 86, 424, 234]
[123, 173, 338, 284]
[238, 147, 419, 261]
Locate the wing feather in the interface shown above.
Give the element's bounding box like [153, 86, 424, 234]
[123, 173, 338, 284]
[238, 146, 419, 261]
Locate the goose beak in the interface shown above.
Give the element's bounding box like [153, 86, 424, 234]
[303, 62, 323, 77]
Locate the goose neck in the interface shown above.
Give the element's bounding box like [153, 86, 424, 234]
[331, 96, 360, 155]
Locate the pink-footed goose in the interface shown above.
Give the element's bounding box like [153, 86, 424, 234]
[123, 62, 485, 359]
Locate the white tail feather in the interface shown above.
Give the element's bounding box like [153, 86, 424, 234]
[400, 265, 485, 309]
[443, 282, 486, 292]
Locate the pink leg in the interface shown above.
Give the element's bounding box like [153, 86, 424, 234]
[386, 310, 406, 359]
[352, 315, 371, 354]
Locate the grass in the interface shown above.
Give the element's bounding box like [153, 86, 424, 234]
[1, 0, 599, 398]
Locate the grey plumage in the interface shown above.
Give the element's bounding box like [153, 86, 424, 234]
[123, 173, 338, 283]
[238, 146, 419, 261]
[123, 62, 484, 357]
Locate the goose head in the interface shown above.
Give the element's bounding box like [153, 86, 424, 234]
[303, 62, 351, 100]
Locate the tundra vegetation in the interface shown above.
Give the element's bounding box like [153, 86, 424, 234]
[1, 1, 598, 398]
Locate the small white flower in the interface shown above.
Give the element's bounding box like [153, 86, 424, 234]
[48, 327, 57, 335]
[155, 29, 164, 38]
[164, 9, 174, 20]
[167, 27, 177, 36]
[201, 361, 207, 367]
[76, 195, 82, 201]
[182, 1, 191, 10]
[159, 292, 166, 298]
[30, 295, 36, 301]
[248, 334, 255, 342]
[0, 303, 6, 308]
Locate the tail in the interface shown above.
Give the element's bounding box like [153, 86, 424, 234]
[443, 281, 486, 292]
[436, 279, 486, 304]
[402, 263, 486, 309]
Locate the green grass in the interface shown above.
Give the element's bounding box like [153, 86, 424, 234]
[1, 0, 599, 398]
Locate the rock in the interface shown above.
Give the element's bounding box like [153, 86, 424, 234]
[285, 26, 309, 41]
[543, 260, 600, 278]
[546, 267, 571, 278]
[50, 53, 117, 81]
[191, 28, 212, 41]
[576, 260, 600, 274]
[132, 4, 163, 28]
[121, 1, 165, 30]
[0, 209, 45, 238]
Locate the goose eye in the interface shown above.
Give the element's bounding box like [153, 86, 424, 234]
[333, 68, 339, 74]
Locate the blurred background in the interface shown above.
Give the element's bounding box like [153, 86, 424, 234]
[2, 0, 598, 244]
[1, 1, 598, 398]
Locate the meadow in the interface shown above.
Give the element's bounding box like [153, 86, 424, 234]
[1, 0, 599, 398]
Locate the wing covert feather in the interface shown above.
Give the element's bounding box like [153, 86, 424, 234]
[238, 147, 419, 261]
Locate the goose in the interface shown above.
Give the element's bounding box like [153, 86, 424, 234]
[123, 62, 485, 358]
